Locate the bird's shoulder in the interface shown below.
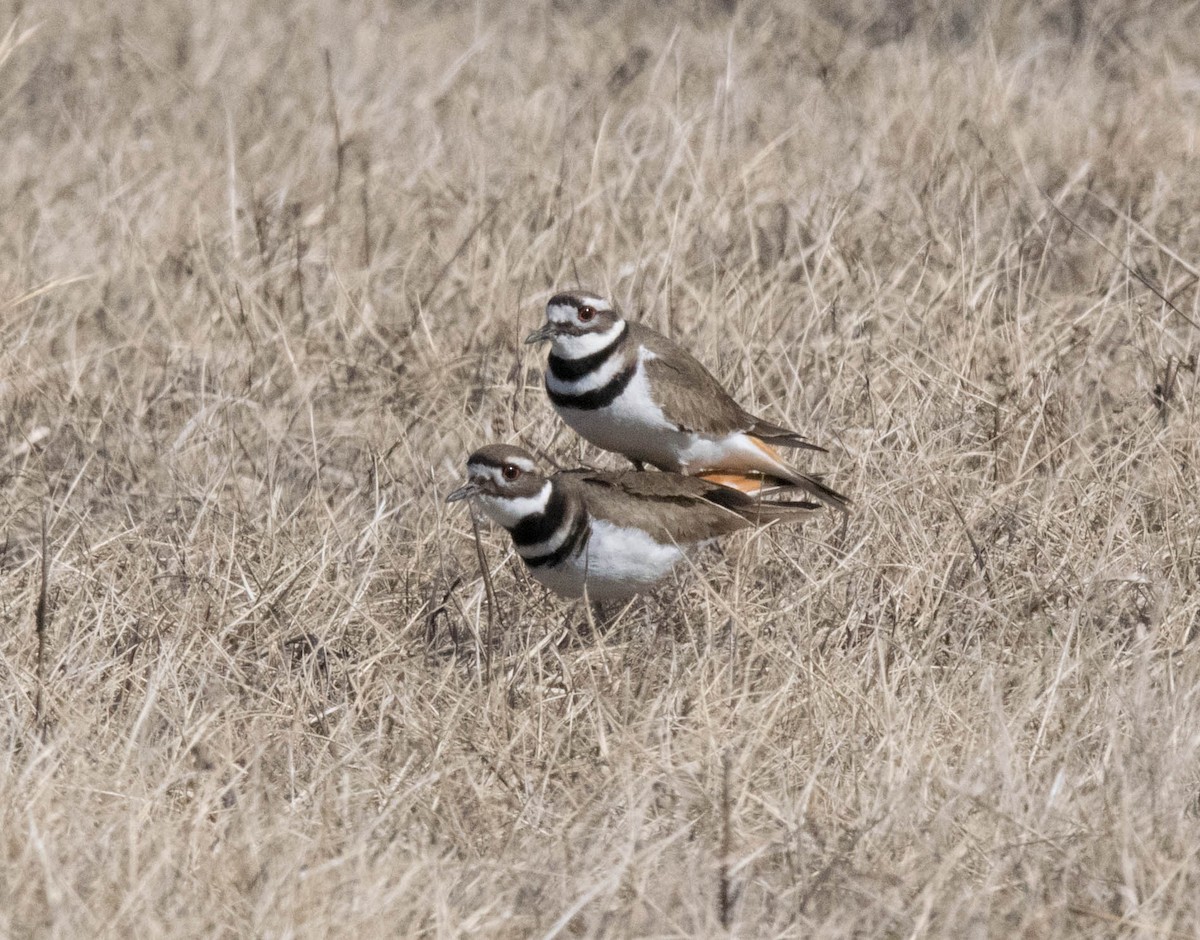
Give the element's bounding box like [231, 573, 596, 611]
[624, 321, 752, 434]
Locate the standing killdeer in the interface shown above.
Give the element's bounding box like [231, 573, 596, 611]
[525, 290, 849, 511]
[445, 444, 817, 601]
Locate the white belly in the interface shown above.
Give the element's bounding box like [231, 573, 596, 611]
[529, 520, 688, 601]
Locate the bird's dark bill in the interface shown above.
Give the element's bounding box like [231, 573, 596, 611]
[445, 483, 480, 503]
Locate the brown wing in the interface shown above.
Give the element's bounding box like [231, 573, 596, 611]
[557, 468, 815, 544]
[631, 322, 824, 452]
[630, 322, 755, 435]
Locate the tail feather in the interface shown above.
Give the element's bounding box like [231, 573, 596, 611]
[772, 468, 851, 514]
[696, 475, 820, 524]
[733, 435, 851, 513]
[741, 497, 822, 525]
[749, 418, 827, 454]
[696, 468, 849, 514]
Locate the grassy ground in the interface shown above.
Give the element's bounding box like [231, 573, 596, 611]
[3, 0, 1200, 935]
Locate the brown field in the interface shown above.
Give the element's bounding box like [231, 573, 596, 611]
[3, 1, 1200, 935]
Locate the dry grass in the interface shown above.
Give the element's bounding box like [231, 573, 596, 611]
[3, 0, 1200, 935]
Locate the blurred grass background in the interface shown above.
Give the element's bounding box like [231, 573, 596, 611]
[2, 1, 1200, 935]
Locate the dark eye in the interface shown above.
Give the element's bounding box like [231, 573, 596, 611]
[577, 305, 596, 323]
[502, 464, 520, 481]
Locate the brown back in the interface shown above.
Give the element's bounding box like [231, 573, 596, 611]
[556, 467, 814, 544]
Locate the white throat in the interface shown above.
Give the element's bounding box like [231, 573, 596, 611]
[550, 320, 625, 360]
[474, 481, 553, 530]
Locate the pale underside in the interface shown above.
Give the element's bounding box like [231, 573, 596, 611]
[526, 519, 692, 601]
[552, 346, 798, 479]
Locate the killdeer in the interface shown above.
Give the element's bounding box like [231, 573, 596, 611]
[445, 444, 817, 601]
[525, 290, 849, 511]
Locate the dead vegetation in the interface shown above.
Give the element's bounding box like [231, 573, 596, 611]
[2, 1, 1200, 935]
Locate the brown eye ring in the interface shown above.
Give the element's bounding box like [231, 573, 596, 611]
[502, 464, 520, 481]
[577, 305, 596, 323]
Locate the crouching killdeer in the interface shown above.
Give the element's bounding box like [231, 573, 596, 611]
[525, 290, 849, 511]
[445, 444, 817, 601]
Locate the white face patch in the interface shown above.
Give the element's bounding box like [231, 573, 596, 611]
[551, 320, 625, 359]
[474, 481, 552, 529]
[546, 303, 576, 326]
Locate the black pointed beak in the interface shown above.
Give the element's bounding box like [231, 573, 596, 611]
[445, 482, 480, 504]
[523, 323, 557, 345]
